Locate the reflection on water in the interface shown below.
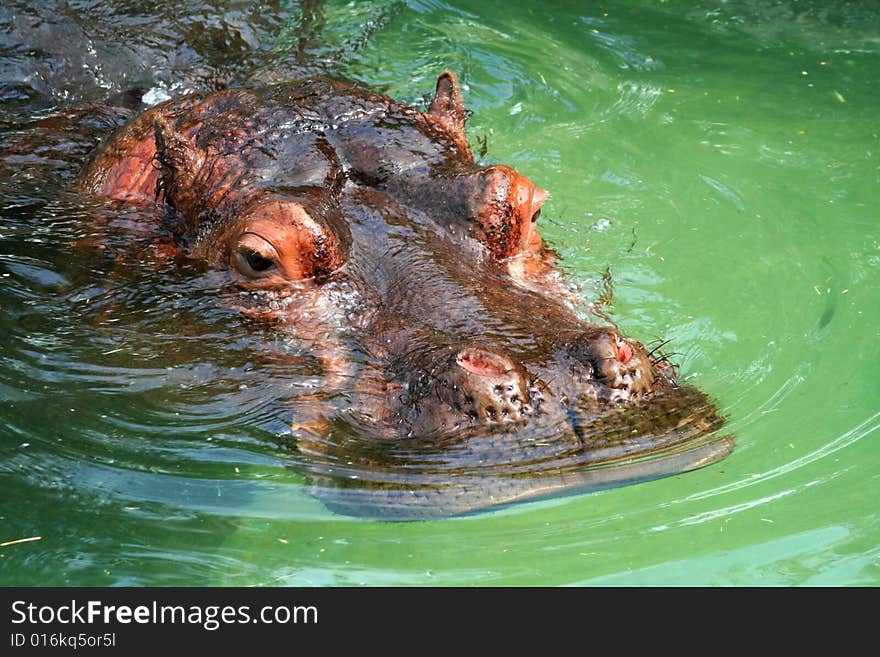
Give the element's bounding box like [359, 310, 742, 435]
[1, 0, 878, 585]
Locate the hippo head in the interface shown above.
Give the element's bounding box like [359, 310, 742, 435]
[81, 72, 731, 518]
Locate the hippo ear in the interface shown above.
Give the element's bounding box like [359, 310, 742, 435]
[153, 114, 205, 208]
[428, 70, 469, 146]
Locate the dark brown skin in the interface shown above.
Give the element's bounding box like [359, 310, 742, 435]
[81, 71, 732, 518]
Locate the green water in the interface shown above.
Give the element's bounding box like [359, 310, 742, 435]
[1, 0, 878, 585]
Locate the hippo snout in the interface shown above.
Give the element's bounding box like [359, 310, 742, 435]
[398, 328, 663, 438]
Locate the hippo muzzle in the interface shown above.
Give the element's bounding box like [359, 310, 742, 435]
[400, 326, 659, 438]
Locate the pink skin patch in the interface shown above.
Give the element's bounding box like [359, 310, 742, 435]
[456, 349, 510, 377]
[615, 338, 633, 364]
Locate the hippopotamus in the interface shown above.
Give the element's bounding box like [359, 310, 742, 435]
[79, 71, 732, 518]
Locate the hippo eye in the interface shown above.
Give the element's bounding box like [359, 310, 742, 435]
[232, 233, 280, 279]
[235, 247, 277, 276]
[531, 209, 541, 223]
[243, 249, 274, 272]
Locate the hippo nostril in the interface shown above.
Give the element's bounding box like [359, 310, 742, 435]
[455, 347, 513, 377]
[420, 347, 536, 429]
[568, 330, 656, 397]
[616, 337, 633, 364]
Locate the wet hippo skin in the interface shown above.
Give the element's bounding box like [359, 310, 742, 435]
[81, 71, 733, 518]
